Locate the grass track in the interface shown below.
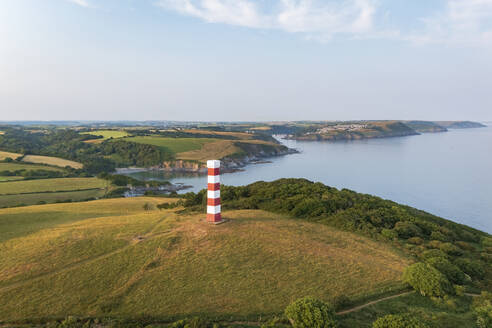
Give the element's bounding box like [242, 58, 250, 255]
[0, 201, 409, 322]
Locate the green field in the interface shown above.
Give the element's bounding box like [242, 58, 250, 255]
[0, 162, 63, 172]
[0, 176, 24, 182]
[124, 136, 217, 154]
[0, 199, 409, 323]
[0, 189, 108, 208]
[0, 178, 107, 195]
[83, 130, 130, 141]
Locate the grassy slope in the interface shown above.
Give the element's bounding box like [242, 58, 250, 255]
[0, 189, 108, 208]
[0, 178, 107, 195]
[0, 151, 22, 161]
[22, 155, 83, 169]
[125, 136, 217, 154]
[0, 199, 409, 323]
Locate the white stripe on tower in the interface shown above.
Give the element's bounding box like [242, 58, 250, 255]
[207, 160, 221, 223]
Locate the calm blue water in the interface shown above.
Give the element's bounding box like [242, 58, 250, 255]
[129, 126, 492, 233]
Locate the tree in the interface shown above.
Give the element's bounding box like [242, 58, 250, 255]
[402, 262, 452, 297]
[425, 257, 465, 285]
[372, 314, 429, 328]
[285, 297, 338, 328]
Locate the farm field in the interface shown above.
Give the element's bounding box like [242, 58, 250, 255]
[0, 177, 107, 195]
[124, 136, 217, 154]
[22, 155, 83, 169]
[0, 199, 409, 323]
[0, 151, 22, 161]
[0, 176, 24, 182]
[0, 189, 108, 208]
[0, 162, 63, 172]
[82, 130, 130, 142]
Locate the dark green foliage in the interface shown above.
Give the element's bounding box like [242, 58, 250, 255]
[0, 128, 170, 174]
[472, 292, 492, 328]
[284, 297, 338, 328]
[402, 263, 453, 297]
[420, 249, 449, 261]
[170, 317, 217, 328]
[372, 314, 429, 328]
[179, 179, 489, 287]
[394, 222, 422, 239]
[425, 257, 466, 285]
[454, 258, 485, 280]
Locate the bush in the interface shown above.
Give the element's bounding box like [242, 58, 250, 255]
[285, 297, 338, 328]
[425, 257, 465, 285]
[454, 258, 485, 279]
[372, 314, 429, 328]
[420, 249, 448, 261]
[170, 317, 214, 328]
[381, 229, 398, 240]
[393, 222, 422, 239]
[472, 292, 492, 328]
[439, 242, 463, 256]
[402, 263, 453, 297]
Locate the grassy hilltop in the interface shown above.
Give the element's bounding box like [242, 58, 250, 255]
[0, 197, 408, 323]
[0, 179, 490, 327]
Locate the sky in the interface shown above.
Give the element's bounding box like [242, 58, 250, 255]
[1, 0, 492, 122]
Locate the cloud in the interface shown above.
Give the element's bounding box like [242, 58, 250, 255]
[156, 0, 379, 39]
[156, 0, 492, 46]
[66, 0, 92, 8]
[409, 0, 492, 46]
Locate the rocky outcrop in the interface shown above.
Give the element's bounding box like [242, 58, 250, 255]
[161, 160, 207, 173]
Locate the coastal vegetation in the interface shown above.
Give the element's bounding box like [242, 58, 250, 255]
[0, 179, 489, 327]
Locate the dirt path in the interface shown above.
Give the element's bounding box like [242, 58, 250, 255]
[336, 291, 415, 315]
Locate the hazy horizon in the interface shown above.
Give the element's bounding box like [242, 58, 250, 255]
[2, 0, 492, 121]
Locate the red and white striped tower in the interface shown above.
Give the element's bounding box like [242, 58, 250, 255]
[207, 160, 222, 223]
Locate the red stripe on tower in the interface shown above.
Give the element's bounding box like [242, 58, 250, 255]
[207, 160, 222, 223]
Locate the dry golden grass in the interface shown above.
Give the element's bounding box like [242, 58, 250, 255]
[22, 155, 83, 169]
[177, 140, 241, 162]
[0, 151, 22, 161]
[0, 201, 409, 322]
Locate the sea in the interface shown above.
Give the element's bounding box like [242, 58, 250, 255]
[127, 125, 492, 234]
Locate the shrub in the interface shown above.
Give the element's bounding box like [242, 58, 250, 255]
[381, 229, 398, 240]
[439, 242, 463, 256]
[425, 257, 465, 285]
[143, 203, 153, 211]
[285, 297, 338, 328]
[430, 231, 448, 242]
[408, 237, 424, 245]
[170, 318, 212, 328]
[394, 222, 422, 239]
[402, 263, 453, 297]
[372, 314, 429, 328]
[420, 249, 448, 261]
[454, 258, 485, 279]
[472, 292, 492, 328]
